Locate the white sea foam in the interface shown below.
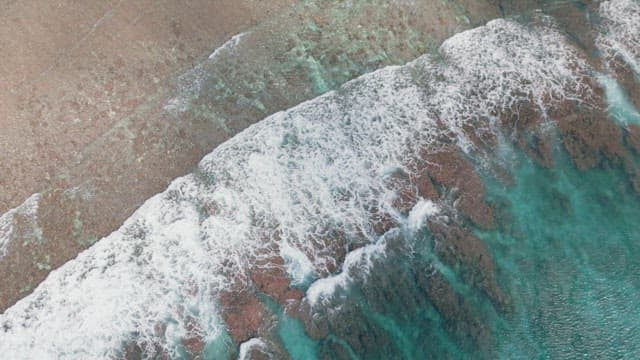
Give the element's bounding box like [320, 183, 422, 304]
[407, 200, 440, 232]
[0, 18, 601, 358]
[306, 235, 389, 307]
[433, 17, 594, 131]
[237, 338, 267, 360]
[280, 240, 315, 286]
[597, 73, 640, 124]
[597, 0, 640, 75]
[0, 194, 41, 260]
[209, 33, 247, 60]
[306, 200, 439, 307]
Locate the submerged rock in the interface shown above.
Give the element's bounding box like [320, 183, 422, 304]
[610, 56, 640, 111]
[220, 291, 271, 344]
[555, 102, 628, 169]
[428, 221, 507, 309]
[250, 254, 304, 306]
[626, 124, 640, 155]
[424, 149, 495, 229]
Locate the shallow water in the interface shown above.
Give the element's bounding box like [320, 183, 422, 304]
[1, 1, 639, 359]
[484, 72, 640, 359]
[483, 145, 640, 358]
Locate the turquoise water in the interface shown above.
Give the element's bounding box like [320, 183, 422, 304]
[204, 154, 639, 359]
[483, 144, 640, 359]
[479, 83, 640, 358]
[262, 295, 320, 359]
[279, 312, 319, 359]
[202, 331, 236, 360]
[296, 146, 640, 359]
[262, 96, 640, 359]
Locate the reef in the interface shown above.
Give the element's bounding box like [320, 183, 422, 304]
[1, 1, 640, 358]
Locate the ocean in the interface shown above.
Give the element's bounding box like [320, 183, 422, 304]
[1, 0, 639, 358]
